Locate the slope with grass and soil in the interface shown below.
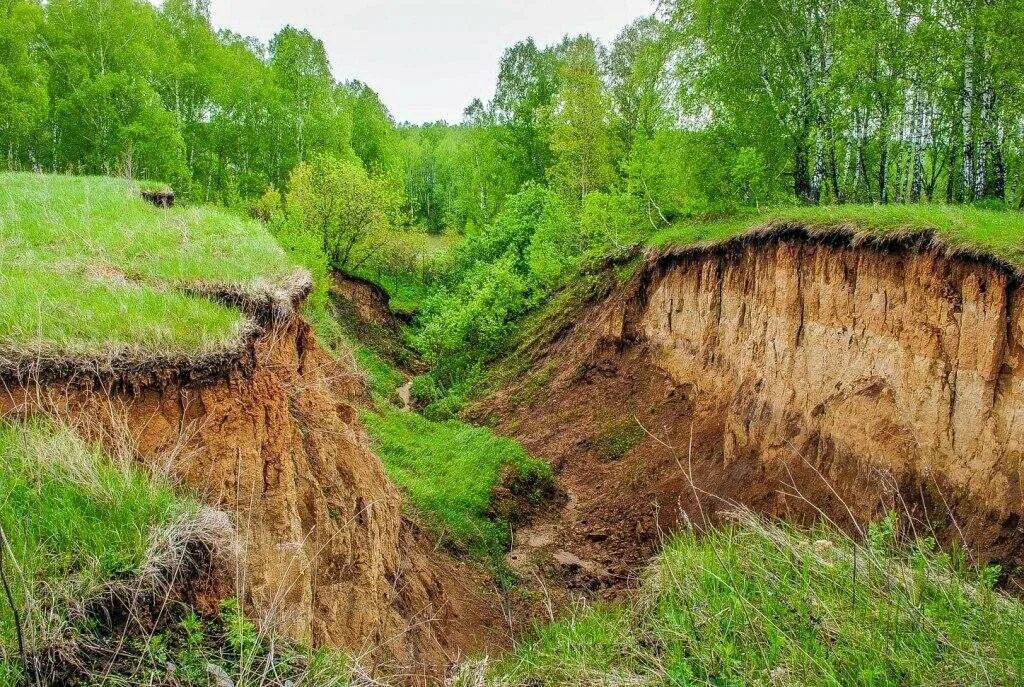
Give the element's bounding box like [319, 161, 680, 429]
[474, 207, 1024, 604]
[328, 271, 554, 583]
[474, 511, 1024, 686]
[0, 173, 309, 383]
[0, 418, 361, 686]
[0, 173, 505, 685]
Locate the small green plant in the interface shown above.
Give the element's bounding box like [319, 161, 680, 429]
[592, 420, 646, 460]
[173, 611, 210, 684]
[220, 597, 261, 658]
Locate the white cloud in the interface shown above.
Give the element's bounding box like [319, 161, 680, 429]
[203, 0, 655, 123]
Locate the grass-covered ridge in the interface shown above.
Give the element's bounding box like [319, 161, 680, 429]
[652, 204, 1024, 264]
[0, 173, 304, 361]
[484, 511, 1024, 686]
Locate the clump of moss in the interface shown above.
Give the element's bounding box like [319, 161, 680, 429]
[592, 420, 646, 460]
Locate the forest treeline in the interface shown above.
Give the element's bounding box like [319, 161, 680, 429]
[4, 0, 1023, 220]
[404, 0, 1024, 232]
[0, 0, 402, 203]
[5, 0, 1024, 415]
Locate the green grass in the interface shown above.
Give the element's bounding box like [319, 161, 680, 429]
[0, 419, 192, 683]
[592, 420, 646, 461]
[0, 173, 300, 357]
[361, 405, 551, 562]
[355, 345, 406, 400]
[485, 512, 1024, 687]
[651, 204, 1024, 263]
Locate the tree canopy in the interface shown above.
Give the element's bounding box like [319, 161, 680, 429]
[0, 0, 403, 205]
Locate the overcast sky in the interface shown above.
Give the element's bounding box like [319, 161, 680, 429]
[203, 0, 656, 124]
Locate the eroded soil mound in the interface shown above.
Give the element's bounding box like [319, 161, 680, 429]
[330, 272, 419, 369]
[1, 315, 505, 681]
[479, 226, 1024, 600]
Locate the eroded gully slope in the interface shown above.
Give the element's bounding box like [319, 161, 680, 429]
[482, 228, 1024, 596]
[0, 315, 505, 681]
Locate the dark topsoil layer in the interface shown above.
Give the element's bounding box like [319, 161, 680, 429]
[0, 276, 312, 392]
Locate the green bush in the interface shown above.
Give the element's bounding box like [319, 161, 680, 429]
[416, 254, 528, 396]
[413, 182, 652, 412]
[449, 183, 553, 280]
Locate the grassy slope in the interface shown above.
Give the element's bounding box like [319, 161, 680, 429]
[0, 419, 190, 682]
[328, 257, 551, 567]
[652, 204, 1024, 262]
[488, 513, 1024, 687]
[0, 173, 299, 357]
[362, 398, 551, 565]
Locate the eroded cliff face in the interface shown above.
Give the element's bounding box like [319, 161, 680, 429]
[637, 237, 1023, 549]
[484, 229, 1024, 595]
[1, 317, 502, 678]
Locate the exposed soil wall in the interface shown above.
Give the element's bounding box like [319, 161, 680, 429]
[1, 315, 504, 680]
[482, 227, 1024, 595]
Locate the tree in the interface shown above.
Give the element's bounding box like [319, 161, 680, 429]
[284, 154, 395, 270]
[53, 72, 188, 185]
[546, 36, 620, 204]
[269, 26, 350, 183]
[607, 16, 673, 155]
[491, 39, 560, 185]
[347, 81, 402, 181]
[0, 0, 48, 167]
